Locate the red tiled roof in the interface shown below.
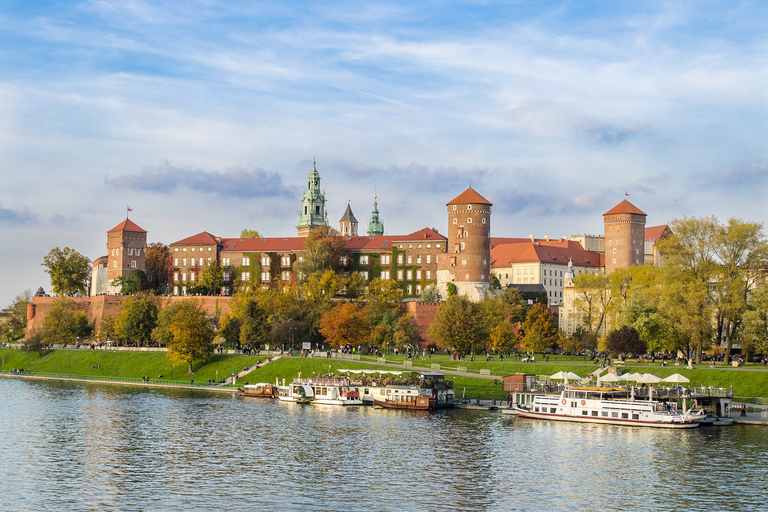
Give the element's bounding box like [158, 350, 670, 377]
[171, 231, 220, 246]
[604, 199, 646, 216]
[645, 224, 670, 242]
[490, 239, 602, 268]
[220, 237, 306, 252]
[108, 219, 146, 233]
[446, 187, 492, 206]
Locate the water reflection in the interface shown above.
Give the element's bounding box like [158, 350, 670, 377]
[0, 378, 765, 511]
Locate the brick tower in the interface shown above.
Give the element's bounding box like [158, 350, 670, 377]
[436, 187, 492, 301]
[106, 218, 147, 294]
[603, 199, 646, 275]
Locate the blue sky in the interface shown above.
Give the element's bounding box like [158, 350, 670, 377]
[1, 1, 767, 306]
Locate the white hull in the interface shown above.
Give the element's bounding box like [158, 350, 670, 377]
[312, 398, 363, 406]
[514, 407, 699, 428]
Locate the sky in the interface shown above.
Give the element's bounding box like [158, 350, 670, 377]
[1, 1, 767, 307]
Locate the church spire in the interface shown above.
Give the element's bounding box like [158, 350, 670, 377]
[296, 158, 329, 237]
[365, 188, 385, 236]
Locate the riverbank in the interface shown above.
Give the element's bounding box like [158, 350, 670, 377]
[3, 347, 768, 403]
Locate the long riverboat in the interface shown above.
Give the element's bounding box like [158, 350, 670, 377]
[512, 387, 700, 428]
[301, 378, 362, 406]
[344, 371, 456, 408]
[277, 382, 314, 404]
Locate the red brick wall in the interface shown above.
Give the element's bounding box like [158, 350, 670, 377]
[404, 301, 441, 349]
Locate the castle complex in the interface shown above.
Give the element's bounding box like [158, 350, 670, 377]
[90, 162, 669, 316]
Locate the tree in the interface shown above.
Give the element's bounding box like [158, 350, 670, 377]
[421, 285, 442, 303]
[113, 294, 158, 344]
[42, 247, 91, 296]
[145, 243, 171, 293]
[572, 272, 612, 336]
[301, 270, 344, 303]
[428, 295, 489, 354]
[97, 315, 116, 342]
[741, 286, 768, 357]
[520, 303, 558, 353]
[295, 226, 346, 281]
[194, 260, 224, 295]
[489, 320, 519, 353]
[229, 291, 270, 347]
[446, 283, 458, 297]
[38, 298, 91, 346]
[394, 314, 421, 350]
[22, 332, 46, 357]
[318, 302, 370, 348]
[343, 272, 367, 299]
[1, 291, 31, 342]
[240, 228, 261, 238]
[152, 300, 214, 374]
[111, 269, 147, 295]
[606, 326, 646, 356]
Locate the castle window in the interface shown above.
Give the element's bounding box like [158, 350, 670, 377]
[406, 270, 413, 280]
[191, 258, 196, 266]
[360, 255, 369, 265]
[174, 272, 179, 281]
[397, 254, 404, 265]
[222, 257, 230, 266]
[416, 284, 422, 295]
[381, 255, 391, 265]
[223, 272, 230, 281]
[468, 218, 472, 223]
[131, 260, 136, 268]
[407, 255, 412, 264]
[460, 242, 465, 250]
[453, 219, 457, 224]
[416, 255, 421, 264]
[426, 255, 431, 264]
[182, 258, 187, 267]
[174, 248, 178, 252]
[174, 258, 179, 266]
[381, 270, 390, 280]
[315, 206, 320, 215]
[452, 205, 457, 211]
[397, 270, 403, 280]
[482, 218, 486, 224]
[416, 270, 422, 280]
[242, 272, 250, 281]
[190, 272, 195, 282]
[182, 273, 187, 282]
[261, 256, 270, 266]
[360, 271, 368, 280]
[191, 248, 195, 252]
[281, 256, 291, 266]
[282, 271, 291, 281]
[261, 272, 270, 281]
[243, 257, 250, 266]
[426, 270, 431, 279]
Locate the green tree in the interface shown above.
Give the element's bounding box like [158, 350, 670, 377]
[152, 300, 214, 374]
[343, 272, 367, 299]
[394, 314, 421, 350]
[145, 243, 171, 293]
[741, 286, 768, 357]
[421, 285, 442, 303]
[39, 298, 91, 346]
[573, 272, 611, 336]
[446, 283, 458, 297]
[606, 326, 646, 356]
[1, 291, 31, 342]
[428, 295, 489, 354]
[301, 270, 344, 303]
[42, 247, 91, 296]
[113, 294, 158, 344]
[520, 303, 558, 353]
[22, 332, 46, 357]
[295, 226, 346, 281]
[194, 260, 224, 295]
[111, 269, 147, 295]
[230, 291, 270, 347]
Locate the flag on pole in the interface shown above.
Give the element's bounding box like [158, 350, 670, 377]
[624, 192, 629, 197]
[127, 206, 133, 212]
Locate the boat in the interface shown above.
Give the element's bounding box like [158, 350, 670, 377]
[237, 382, 277, 398]
[347, 371, 456, 408]
[512, 387, 700, 428]
[300, 378, 363, 406]
[373, 389, 438, 410]
[277, 382, 315, 404]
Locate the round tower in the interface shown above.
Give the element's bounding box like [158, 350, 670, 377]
[436, 187, 492, 301]
[603, 199, 646, 275]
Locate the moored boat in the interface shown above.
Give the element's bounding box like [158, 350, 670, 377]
[238, 382, 277, 398]
[373, 392, 437, 411]
[300, 378, 363, 406]
[278, 382, 315, 404]
[513, 388, 699, 429]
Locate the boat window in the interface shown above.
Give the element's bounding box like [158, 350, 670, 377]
[632, 414, 639, 420]
[591, 411, 598, 417]
[611, 412, 619, 418]
[582, 410, 588, 416]
[602, 412, 609, 417]
[622, 413, 629, 419]
[534, 407, 540, 412]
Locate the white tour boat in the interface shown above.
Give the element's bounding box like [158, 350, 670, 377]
[512, 387, 700, 429]
[301, 378, 362, 406]
[277, 382, 315, 404]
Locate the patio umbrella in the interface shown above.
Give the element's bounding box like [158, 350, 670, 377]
[663, 373, 690, 384]
[598, 373, 620, 384]
[565, 372, 582, 382]
[549, 371, 567, 381]
[636, 373, 663, 401]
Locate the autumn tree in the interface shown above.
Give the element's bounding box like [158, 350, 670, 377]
[42, 247, 91, 296]
[428, 295, 489, 354]
[229, 291, 271, 347]
[113, 294, 158, 344]
[343, 272, 367, 299]
[484, 287, 528, 353]
[301, 269, 344, 303]
[572, 272, 612, 337]
[520, 303, 558, 353]
[145, 243, 171, 292]
[318, 302, 370, 348]
[193, 260, 224, 295]
[152, 300, 214, 374]
[741, 286, 768, 357]
[240, 228, 261, 238]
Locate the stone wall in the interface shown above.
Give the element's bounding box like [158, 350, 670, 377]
[404, 301, 441, 348]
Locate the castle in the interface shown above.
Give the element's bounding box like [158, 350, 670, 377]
[91, 162, 669, 308]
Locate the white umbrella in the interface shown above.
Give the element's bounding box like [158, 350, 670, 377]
[549, 371, 567, 381]
[598, 373, 620, 384]
[565, 372, 582, 381]
[663, 373, 690, 384]
[623, 372, 642, 381]
[636, 373, 663, 401]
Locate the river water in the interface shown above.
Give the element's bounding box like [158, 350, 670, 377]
[0, 378, 764, 511]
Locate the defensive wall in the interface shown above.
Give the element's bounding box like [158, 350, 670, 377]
[26, 295, 233, 338]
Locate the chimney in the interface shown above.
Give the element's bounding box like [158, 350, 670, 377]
[529, 234, 535, 242]
[544, 235, 550, 242]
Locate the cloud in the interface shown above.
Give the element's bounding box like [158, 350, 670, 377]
[0, 204, 38, 225]
[340, 161, 489, 193]
[576, 120, 650, 146]
[109, 162, 296, 198]
[700, 160, 768, 190]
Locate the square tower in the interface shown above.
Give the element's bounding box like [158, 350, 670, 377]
[106, 219, 147, 294]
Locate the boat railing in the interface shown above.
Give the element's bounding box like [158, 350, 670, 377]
[296, 377, 350, 387]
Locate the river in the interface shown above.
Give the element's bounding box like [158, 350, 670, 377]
[0, 378, 764, 511]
